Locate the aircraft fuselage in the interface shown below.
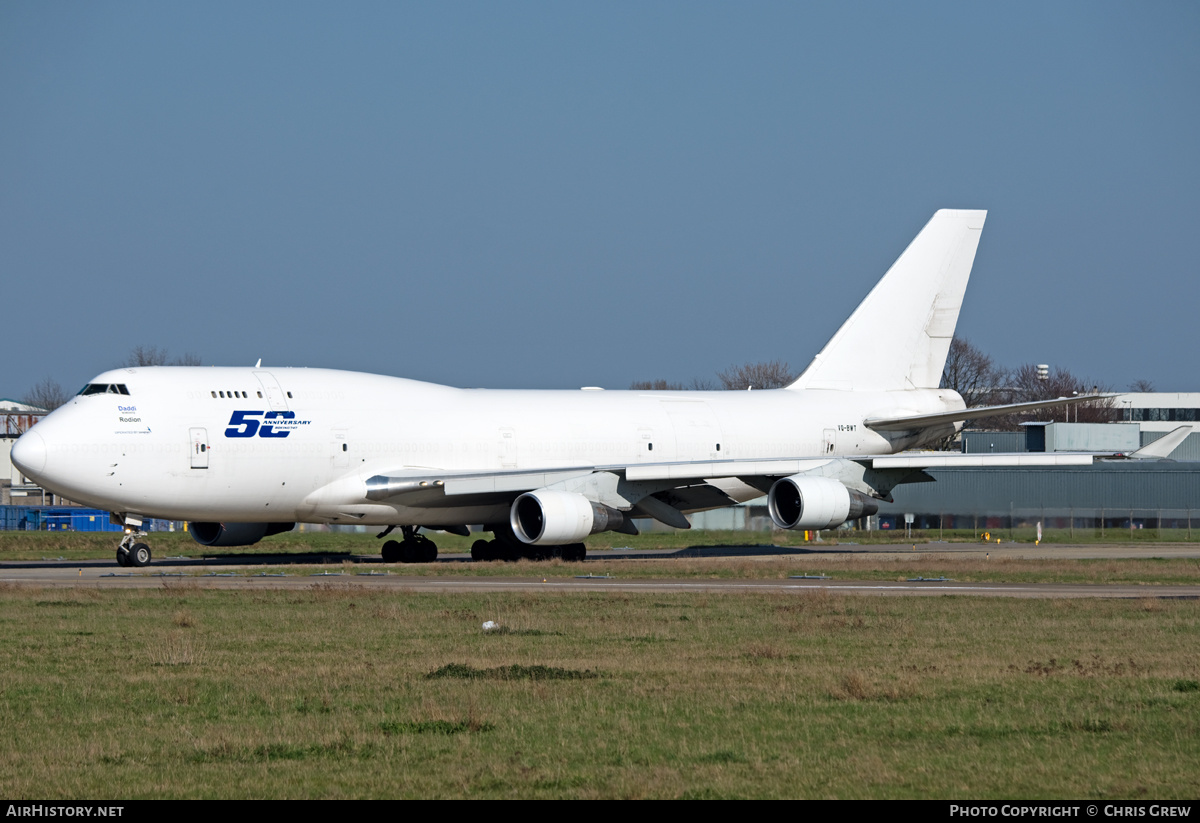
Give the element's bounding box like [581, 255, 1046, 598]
[15, 366, 963, 526]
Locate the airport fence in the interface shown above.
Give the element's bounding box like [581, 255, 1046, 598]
[872, 507, 1199, 541]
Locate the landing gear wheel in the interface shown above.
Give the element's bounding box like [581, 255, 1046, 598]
[385, 527, 438, 563]
[416, 535, 437, 563]
[559, 543, 586, 562]
[397, 535, 437, 563]
[116, 528, 150, 568]
[381, 540, 402, 563]
[471, 539, 491, 562]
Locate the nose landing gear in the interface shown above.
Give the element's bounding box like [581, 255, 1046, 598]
[116, 531, 152, 567]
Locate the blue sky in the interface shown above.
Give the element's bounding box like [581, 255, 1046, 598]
[2, 1, 1197, 398]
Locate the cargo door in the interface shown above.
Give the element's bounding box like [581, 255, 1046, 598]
[660, 400, 723, 460]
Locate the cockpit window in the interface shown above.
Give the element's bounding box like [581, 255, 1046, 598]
[78, 383, 130, 396]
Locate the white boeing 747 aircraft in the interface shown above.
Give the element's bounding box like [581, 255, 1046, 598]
[11, 210, 1105, 566]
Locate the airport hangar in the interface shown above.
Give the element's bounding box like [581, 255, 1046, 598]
[866, 393, 1200, 533]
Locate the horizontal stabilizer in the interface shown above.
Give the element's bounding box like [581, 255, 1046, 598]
[1123, 425, 1195, 460]
[871, 453, 1094, 469]
[864, 394, 1112, 432]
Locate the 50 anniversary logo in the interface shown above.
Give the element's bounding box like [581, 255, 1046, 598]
[224, 411, 311, 439]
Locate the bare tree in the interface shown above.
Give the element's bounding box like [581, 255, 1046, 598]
[940, 338, 1006, 408]
[123, 346, 202, 367]
[990, 363, 1116, 428]
[630, 379, 684, 390]
[717, 360, 797, 390]
[629, 376, 719, 391]
[125, 345, 169, 367]
[23, 377, 70, 412]
[1128, 379, 1155, 392]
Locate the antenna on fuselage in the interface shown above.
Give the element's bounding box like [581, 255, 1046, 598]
[255, 359, 262, 368]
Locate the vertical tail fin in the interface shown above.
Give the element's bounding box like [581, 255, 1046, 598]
[788, 209, 986, 392]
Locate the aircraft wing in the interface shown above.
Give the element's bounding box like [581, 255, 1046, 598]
[365, 451, 1096, 512]
[367, 451, 1096, 496]
[864, 394, 1112, 431]
[623, 452, 1094, 480]
[358, 450, 1099, 533]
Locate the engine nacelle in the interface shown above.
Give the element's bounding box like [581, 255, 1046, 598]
[767, 475, 878, 530]
[510, 490, 628, 545]
[190, 521, 295, 547]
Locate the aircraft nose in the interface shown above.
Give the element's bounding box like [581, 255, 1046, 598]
[11, 430, 47, 478]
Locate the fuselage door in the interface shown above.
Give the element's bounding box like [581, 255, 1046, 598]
[254, 371, 290, 411]
[636, 426, 655, 461]
[189, 428, 209, 469]
[498, 427, 517, 468]
[332, 428, 349, 469]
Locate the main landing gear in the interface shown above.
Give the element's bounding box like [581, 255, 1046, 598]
[470, 530, 586, 562]
[115, 531, 152, 567]
[380, 526, 438, 564]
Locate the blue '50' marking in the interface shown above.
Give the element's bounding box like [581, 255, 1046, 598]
[225, 410, 296, 438]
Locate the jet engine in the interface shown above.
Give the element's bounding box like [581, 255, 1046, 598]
[767, 475, 878, 531]
[189, 521, 296, 547]
[510, 490, 629, 545]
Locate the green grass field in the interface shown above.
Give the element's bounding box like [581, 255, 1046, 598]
[0, 535, 1198, 798]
